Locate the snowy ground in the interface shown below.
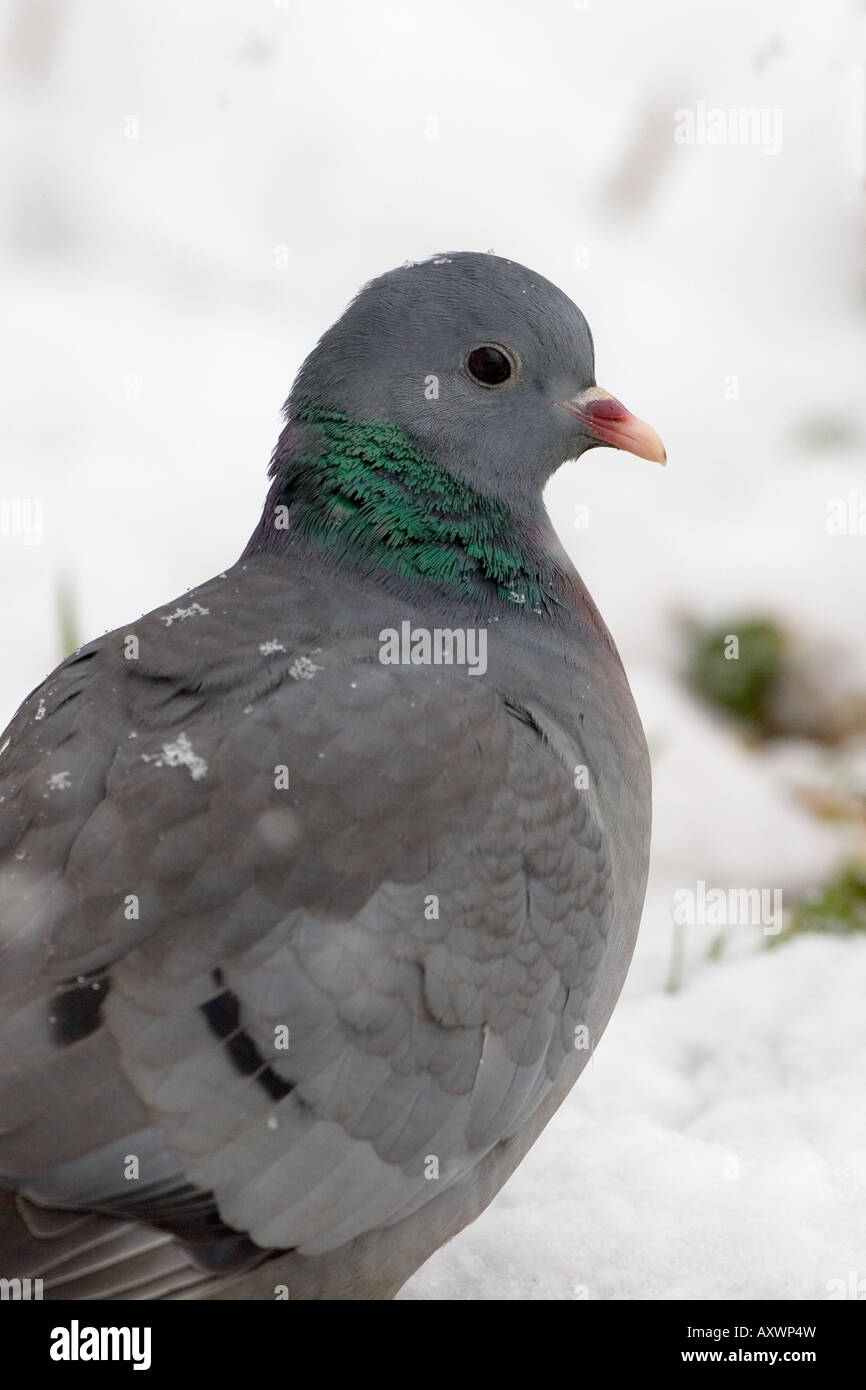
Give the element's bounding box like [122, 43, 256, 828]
[1, 0, 864, 1299]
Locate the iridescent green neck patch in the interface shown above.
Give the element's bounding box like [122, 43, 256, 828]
[275, 409, 561, 612]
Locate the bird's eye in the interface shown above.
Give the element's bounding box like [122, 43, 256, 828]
[465, 345, 514, 387]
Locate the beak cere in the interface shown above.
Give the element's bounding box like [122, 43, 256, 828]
[559, 385, 667, 465]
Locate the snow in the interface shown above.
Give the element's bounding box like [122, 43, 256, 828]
[289, 655, 323, 680]
[404, 931, 866, 1301]
[140, 732, 208, 782]
[158, 602, 210, 626]
[0, 0, 864, 1301]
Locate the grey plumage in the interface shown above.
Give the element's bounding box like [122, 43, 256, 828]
[0, 253, 657, 1299]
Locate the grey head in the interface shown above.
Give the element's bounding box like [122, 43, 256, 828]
[289, 252, 665, 505]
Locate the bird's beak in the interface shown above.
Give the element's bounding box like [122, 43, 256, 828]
[557, 386, 667, 465]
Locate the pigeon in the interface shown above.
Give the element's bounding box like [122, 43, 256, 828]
[0, 252, 664, 1300]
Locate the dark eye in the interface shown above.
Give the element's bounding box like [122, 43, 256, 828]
[466, 345, 514, 387]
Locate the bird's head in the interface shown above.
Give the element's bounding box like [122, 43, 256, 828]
[288, 251, 665, 506]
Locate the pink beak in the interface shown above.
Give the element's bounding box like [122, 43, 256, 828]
[558, 386, 666, 464]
